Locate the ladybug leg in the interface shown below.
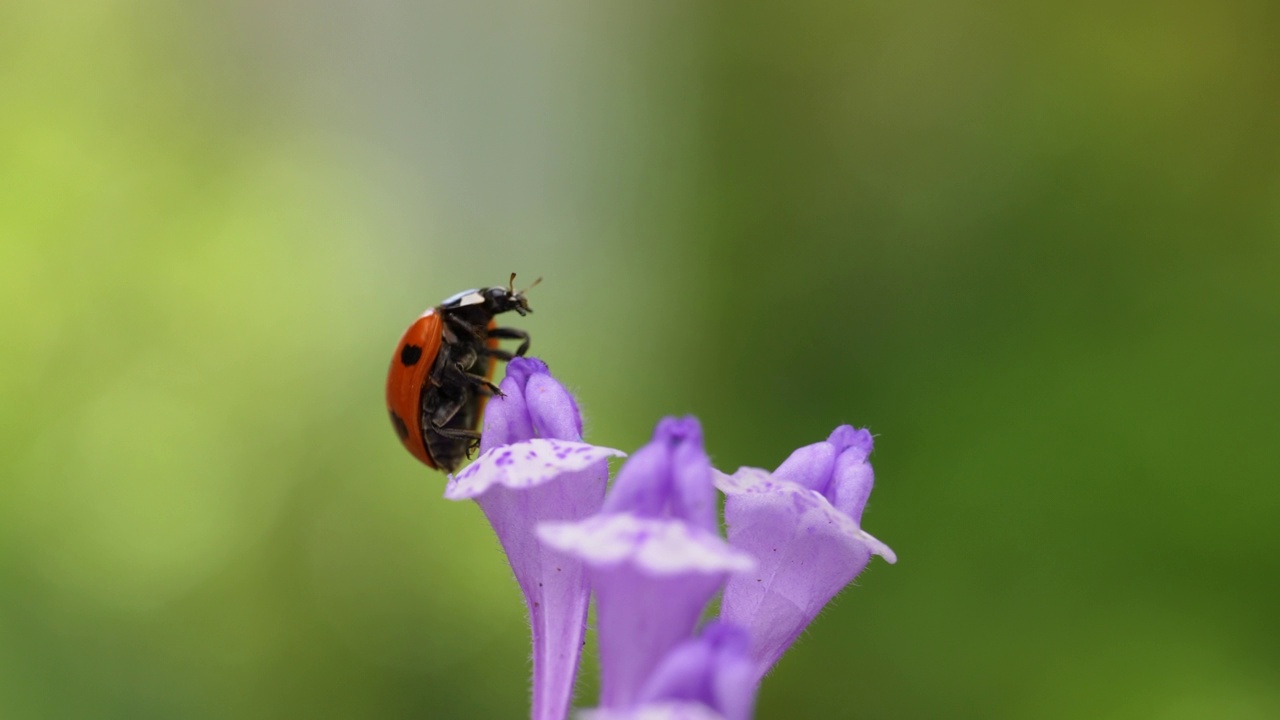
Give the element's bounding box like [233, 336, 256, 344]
[429, 418, 483, 458]
[489, 326, 531, 357]
[445, 346, 504, 396]
[431, 425, 482, 442]
[443, 313, 484, 340]
[448, 343, 480, 372]
[456, 369, 503, 396]
[484, 347, 516, 362]
[427, 390, 469, 428]
[447, 370, 501, 396]
[436, 362, 503, 397]
[425, 389, 481, 449]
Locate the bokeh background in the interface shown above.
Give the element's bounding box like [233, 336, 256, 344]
[3, 1, 1278, 718]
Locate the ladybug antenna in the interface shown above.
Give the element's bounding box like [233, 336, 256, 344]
[509, 273, 541, 296]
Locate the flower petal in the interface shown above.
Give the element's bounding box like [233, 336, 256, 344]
[541, 514, 754, 710]
[539, 514, 755, 576]
[829, 439, 874, 524]
[635, 622, 756, 720]
[526, 370, 584, 442]
[444, 358, 615, 720]
[601, 417, 717, 532]
[480, 357, 584, 452]
[445, 439, 625, 500]
[714, 469, 894, 563]
[770, 441, 836, 494]
[716, 467, 894, 680]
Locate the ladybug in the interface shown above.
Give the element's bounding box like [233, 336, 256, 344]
[386, 274, 538, 472]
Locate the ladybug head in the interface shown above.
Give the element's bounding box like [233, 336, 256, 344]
[484, 273, 540, 317]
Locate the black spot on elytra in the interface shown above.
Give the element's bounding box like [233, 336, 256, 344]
[400, 344, 424, 366]
[389, 410, 410, 441]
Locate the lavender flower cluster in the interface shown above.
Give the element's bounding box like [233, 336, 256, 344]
[444, 358, 896, 720]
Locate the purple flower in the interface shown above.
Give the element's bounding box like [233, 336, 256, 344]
[540, 418, 755, 711]
[445, 358, 625, 720]
[716, 426, 896, 681]
[580, 622, 756, 720]
[579, 706, 726, 720]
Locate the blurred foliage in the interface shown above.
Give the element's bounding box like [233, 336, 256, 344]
[2, 0, 1278, 718]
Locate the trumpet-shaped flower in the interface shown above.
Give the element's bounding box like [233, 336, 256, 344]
[540, 418, 755, 710]
[716, 426, 896, 681]
[445, 358, 624, 720]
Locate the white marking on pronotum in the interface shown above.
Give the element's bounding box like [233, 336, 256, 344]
[441, 289, 485, 307]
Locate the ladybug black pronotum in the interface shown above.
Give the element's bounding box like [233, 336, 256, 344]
[386, 274, 538, 471]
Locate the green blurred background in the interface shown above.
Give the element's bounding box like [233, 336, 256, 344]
[3, 1, 1278, 718]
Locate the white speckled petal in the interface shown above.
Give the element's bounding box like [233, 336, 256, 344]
[444, 439, 626, 500]
[714, 468, 895, 563]
[541, 512, 754, 708]
[538, 514, 756, 576]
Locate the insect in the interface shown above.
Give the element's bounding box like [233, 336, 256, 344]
[386, 274, 538, 471]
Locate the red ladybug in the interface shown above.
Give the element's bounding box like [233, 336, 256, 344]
[386, 274, 538, 471]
